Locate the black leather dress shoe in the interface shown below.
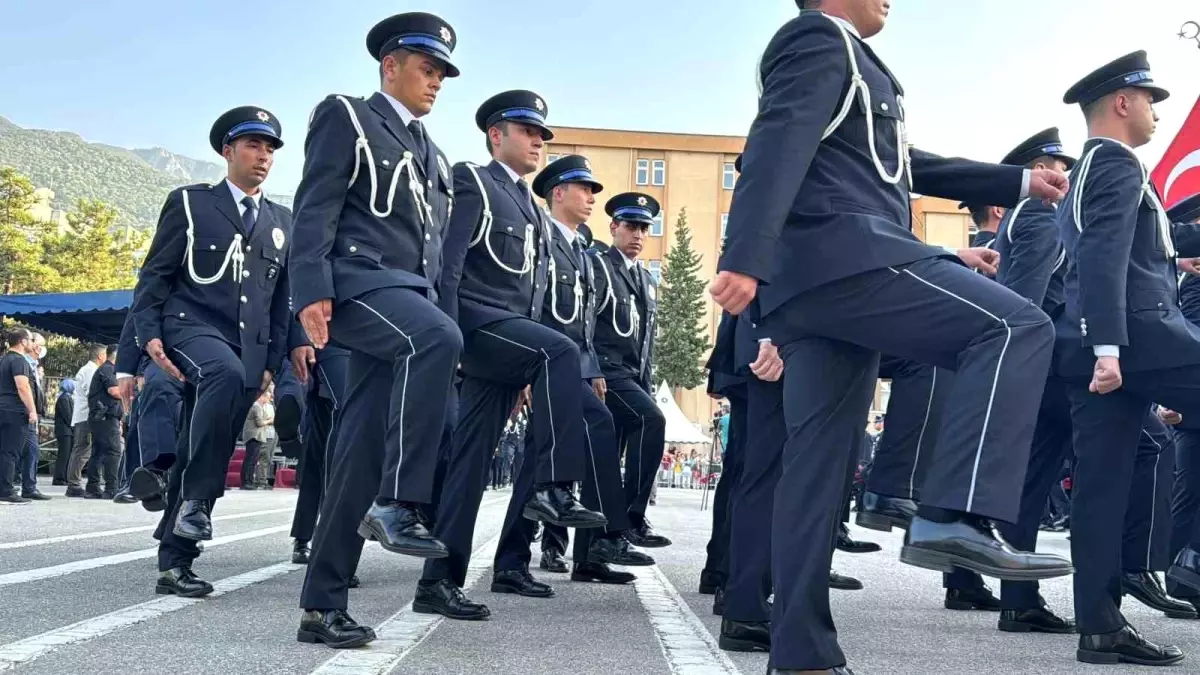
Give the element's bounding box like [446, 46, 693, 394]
[1168, 546, 1200, 595]
[944, 585, 1000, 611]
[768, 667, 853, 674]
[129, 467, 166, 502]
[358, 502, 448, 558]
[589, 535, 654, 567]
[297, 609, 375, 649]
[112, 490, 138, 504]
[292, 539, 311, 565]
[626, 519, 672, 548]
[998, 604, 1075, 634]
[173, 500, 213, 541]
[571, 562, 635, 585]
[156, 567, 214, 598]
[856, 492, 916, 532]
[699, 568, 722, 594]
[713, 587, 725, 616]
[412, 579, 491, 620]
[829, 570, 863, 591]
[83, 490, 105, 499]
[718, 619, 769, 652]
[523, 484, 607, 529]
[539, 549, 568, 573]
[1123, 570, 1198, 619]
[1077, 624, 1184, 666]
[64, 486, 85, 498]
[836, 523, 881, 554]
[22, 491, 52, 501]
[491, 569, 554, 598]
[901, 515, 1072, 581]
[142, 495, 166, 512]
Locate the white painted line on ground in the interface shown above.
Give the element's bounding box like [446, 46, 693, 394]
[0, 508, 295, 550]
[0, 561, 302, 671]
[0, 524, 290, 587]
[635, 565, 743, 675]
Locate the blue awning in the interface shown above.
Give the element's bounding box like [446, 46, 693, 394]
[0, 290, 132, 343]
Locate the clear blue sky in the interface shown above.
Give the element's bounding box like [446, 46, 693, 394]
[3, 0, 1198, 194]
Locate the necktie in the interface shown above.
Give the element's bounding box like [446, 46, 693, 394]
[517, 179, 536, 215]
[241, 196, 257, 234]
[407, 120, 428, 165]
[572, 238, 586, 271]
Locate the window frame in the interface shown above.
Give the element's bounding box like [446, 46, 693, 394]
[635, 159, 650, 186]
[651, 159, 666, 186]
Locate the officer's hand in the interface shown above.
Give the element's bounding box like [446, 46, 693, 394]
[299, 299, 333, 350]
[260, 370, 273, 395]
[1029, 168, 1069, 205]
[291, 346, 316, 385]
[956, 247, 1000, 276]
[592, 377, 607, 401]
[1089, 355, 1122, 395]
[749, 341, 784, 382]
[1159, 406, 1183, 425]
[145, 338, 185, 382]
[710, 271, 758, 315]
[1179, 257, 1200, 276]
[27, 410, 36, 425]
[118, 377, 136, 412]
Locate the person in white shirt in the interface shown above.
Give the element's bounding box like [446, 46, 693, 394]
[65, 344, 106, 496]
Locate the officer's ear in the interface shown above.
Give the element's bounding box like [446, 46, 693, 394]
[989, 206, 1006, 222]
[221, 142, 236, 164]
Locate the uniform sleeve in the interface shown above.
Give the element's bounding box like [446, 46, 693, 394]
[718, 15, 848, 283]
[115, 312, 141, 378]
[1180, 276, 1200, 326]
[289, 96, 359, 312]
[995, 207, 1059, 307]
[1173, 221, 1200, 258]
[909, 149, 1025, 208]
[130, 190, 187, 346]
[1076, 146, 1144, 348]
[437, 163, 485, 322]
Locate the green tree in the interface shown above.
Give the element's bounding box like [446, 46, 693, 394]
[0, 166, 54, 293]
[654, 207, 709, 390]
[41, 198, 148, 292]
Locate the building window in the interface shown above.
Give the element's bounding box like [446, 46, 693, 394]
[651, 160, 666, 186]
[546, 153, 561, 164]
[648, 260, 662, 283]
[635, 159, 650, 186]
[650, 213, 664, 237]
[722, 163, 736, 190]
[720, 213, 729, 239]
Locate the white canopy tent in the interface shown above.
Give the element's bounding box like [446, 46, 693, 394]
[654, 381, 711, 445]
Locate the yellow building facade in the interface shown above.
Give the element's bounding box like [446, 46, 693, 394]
[542, 126, 976, 424]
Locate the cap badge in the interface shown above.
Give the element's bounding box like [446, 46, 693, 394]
[637, 196, 648, 207]
[534, 98, 544, 112]
[439, 26, 452, 43]
[256, 111, 271, 123]
[583, 159, 591, 170]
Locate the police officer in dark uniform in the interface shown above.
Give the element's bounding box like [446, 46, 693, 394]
[291, 12, 464, 649]
[1167, 194, 1200, 611]
[417, 94, 605, 622]
[128, 105, 291, 598]
[714, 5, 1074, 672]
[1056, 50, 1200, 665]
[521, 156, 656, 585]
[591, 192, 672, 548]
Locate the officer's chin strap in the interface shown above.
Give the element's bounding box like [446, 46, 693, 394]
[181, 189, 244, 285]
[335, 96, 432, 226]
[819, 14, 911, 188]
[594, 254, 638, 338]
[548, 257, 583, 324]
[1071, 141, 1176, 260]
[462, 163, 535, 276]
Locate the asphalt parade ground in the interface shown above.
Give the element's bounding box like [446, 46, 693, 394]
[2, 481, 1199, 674]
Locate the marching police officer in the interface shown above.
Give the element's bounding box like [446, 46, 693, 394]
[416, 93, 604, 621]
[590, 192, 672, 548]
[1057, 50, 1200, 665]
[522, 155, 656, 584]
[128, 104, 292, 597]
[291, 12, 464, 648]
[713, 4, 1072, 672]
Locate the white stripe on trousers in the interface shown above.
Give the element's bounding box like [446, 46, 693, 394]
[1140, 427, 1163, 570]
[349, 299, 414, 500]
[909, 368, 938, 499]
[889, 267, 1013, 513]
[476, 329, 558, 481]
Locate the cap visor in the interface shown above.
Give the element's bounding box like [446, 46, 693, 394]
[1142, 84, 1170, 104]
[228, 131, 284, 150]
[409, 46, 460, 77]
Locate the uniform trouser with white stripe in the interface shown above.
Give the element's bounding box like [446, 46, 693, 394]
[423, 317, 585, 587]
[531, 380, 636, 570]
[606, 377, 667, 525]
[1122, 412, 1174, 573]
[724, 377, 783, 623]
[1167, 428, 1200, 598]
[135, 363, 183, 476]
[168, 335, 257, 500]
[762, 258, 1053, 671]
[868, 356, 945, 501]
[290, 394, 336, 542]
[1068, 366, 1200, 634]
[704, 389, 747, 583]
[997, 377, 1073, 610]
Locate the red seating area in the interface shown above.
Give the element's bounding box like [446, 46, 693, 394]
[225, 445, 298, 489]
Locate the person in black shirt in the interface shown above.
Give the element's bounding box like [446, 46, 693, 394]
[87, 345, 123, 498]
[52, 379, 76, 485]
[0, 328, 38, 505]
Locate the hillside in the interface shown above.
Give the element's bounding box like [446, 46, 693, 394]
[0, 116, 292, 228]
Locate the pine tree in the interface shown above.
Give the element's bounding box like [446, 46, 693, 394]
[654, 207, 709, 390]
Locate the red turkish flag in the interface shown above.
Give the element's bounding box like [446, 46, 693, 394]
[1152, 95, 1200, 208]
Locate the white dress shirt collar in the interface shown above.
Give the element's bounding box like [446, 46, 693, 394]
[225, 179, 261, 214]
[551, 217, 580, 245]
[379, 90, 417, 127]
